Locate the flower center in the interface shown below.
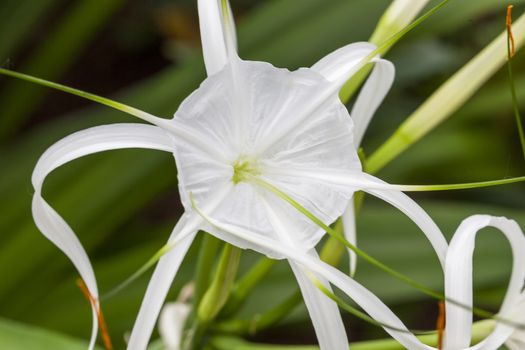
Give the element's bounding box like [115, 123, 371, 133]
[232, 156, 261, 184]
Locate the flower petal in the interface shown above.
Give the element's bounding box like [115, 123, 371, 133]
[198, 0, 237, 76]
[129, 185, 232, 350]
[342, 199, 357, 276]
[261, 195, 348, 350]
[444, 215, 525, 350]
[127, 214, 200, 350]
[267, 168, 448, 267]
[290, 262, 349, 350]
[192, 205, 433, 350]
[158, 302, 191, 350]
[350, 58, 395, 146]
[31, 123, 176, 349]
[311, 42, 376, 87]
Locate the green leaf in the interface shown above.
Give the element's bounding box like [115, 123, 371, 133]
[0, 317, 100, 350]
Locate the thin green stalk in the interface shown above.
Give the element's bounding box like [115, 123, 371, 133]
[194, 234, 221, 308]
[189, 244, 242, 349]
[309, 274, 429, 335]
[367, 11, 525, 174]
[341, 0, 450, 102]
[0, 68, 163, 125]
[249, 176, 441, 299]
[319, 219, 346, 267]
[506, 6, 525, 161]
[198, 244, 242, 323]
[247, 176, 524, 328]
[213, 290, 302, 335]
[101, 243, 172, 301]
[210, 320, 496, 350]
[392, 176, 525, 191]
[221, 258, 277, 317]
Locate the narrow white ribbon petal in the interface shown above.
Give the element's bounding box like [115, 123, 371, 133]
[197, 0, 238, 76]
[362, 180, 447, 269]
[342, 198, 358, 276]
[311, 42, 376, 87]
[128, 185, 232, 350]
[350, 58, 395, 146]
[261, 168, 448, 268]
[31, 123, 176, 350]
[127, 213, 200, 350]
[193, 207, 436, 350]
[444, 215, 525, 350]
[158, 302, 192, 350]
[261, 195, 348, 350]
[289, 261, 349, 350]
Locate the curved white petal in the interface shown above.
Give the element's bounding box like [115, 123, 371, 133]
[311, 42, 376, 87]
[290, 262, 349, 350]
[198, 0, 237, 76]
[31, 123, 176, 349]
[262, 167, 448, 268]
[127, 214, 199, 350]
[128, 185, 232, 350]
[192, 206, 435, 350]
[362, 179, 447, 269]
[261, 195, 348, 350]
[158, 302, 192, 350]
[32, 124, 175, 187]
[342, 199, 357, 276]
[444, 215, 525, 350]
[351, 58, 395, 146]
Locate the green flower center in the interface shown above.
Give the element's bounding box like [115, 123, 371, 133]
[232, 157, 260, 184]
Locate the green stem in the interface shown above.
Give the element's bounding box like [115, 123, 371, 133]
[210, 320, 495, 350]
[506, 21, 525, 161]
[194, 234, 221, 308]
[198, 244, 242, 323]
[213, 291, 302, 335]
[191, 243, 242, 349]
[247, 176, 524, 327]
[0, 67, 163, 124]
[221, 258, 277, 317]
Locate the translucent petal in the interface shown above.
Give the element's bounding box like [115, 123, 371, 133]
[311, 42, 376, 87]
[192, 206, 434, 350]
[263, 168, 448, 266]
[197, 0, 237, 76]
[173, 59, 360, 248]
[261, 196, 348, 349]
[290, 262, 349, 350]
[444, 215, 525, 350]
[158, 302, 191, 350]
[31, 123, 176, 349]
[351, 58, 395, 146]
[129, 185, 231, 350]
[127, 214, 199, 350]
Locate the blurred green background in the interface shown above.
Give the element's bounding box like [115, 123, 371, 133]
[0, 0, 524, 348]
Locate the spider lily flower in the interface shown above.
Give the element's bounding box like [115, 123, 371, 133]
[443, 215, 525, 350]
[30, 0, 449, 349]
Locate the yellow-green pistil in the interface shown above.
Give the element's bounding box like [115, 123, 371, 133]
[232, 157, 260, 184]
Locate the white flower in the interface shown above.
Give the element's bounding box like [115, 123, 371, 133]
[443, 215, 525, 350]
[31, 1, 449, 349]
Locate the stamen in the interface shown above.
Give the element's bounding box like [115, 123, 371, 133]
[76, 279, 113, 350]
[506, 5, 516, 58]
[232, 157, 260, 184]
[437, 301, 446, 350]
